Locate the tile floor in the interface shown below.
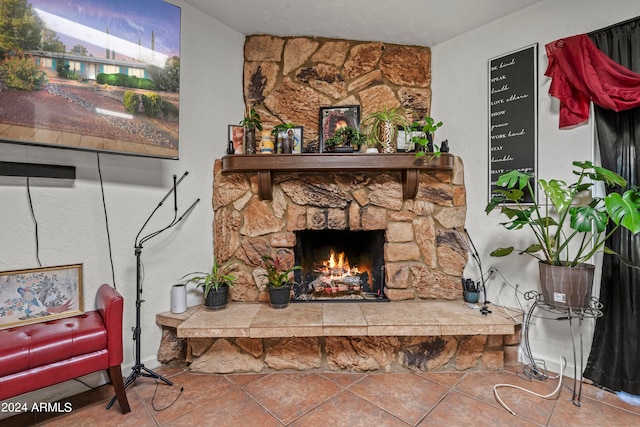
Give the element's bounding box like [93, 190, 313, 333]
[2, 364, 639, 427]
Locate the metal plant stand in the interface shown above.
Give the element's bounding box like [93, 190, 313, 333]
[523, 291, 603, 406]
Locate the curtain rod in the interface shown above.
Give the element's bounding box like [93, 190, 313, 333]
[588, 15, 640, 35]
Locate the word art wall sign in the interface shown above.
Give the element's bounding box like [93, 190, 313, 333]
[488, 44, 538, 203]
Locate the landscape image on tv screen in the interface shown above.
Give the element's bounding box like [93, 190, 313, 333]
[0, 0, 181, 159]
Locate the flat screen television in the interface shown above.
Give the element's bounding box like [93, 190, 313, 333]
[0, 0, 181, 159]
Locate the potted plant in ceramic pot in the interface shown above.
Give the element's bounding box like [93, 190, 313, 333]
[360, 106, 411, 153]
[486, 160, 640, 308]
[181, 258, 238, 310]
[240, 108, 262, 154]
[261, 255, 302, 309]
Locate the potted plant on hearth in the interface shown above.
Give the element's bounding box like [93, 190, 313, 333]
[410, 115, 443, 158]
[240, 108, 262, 154]
[323, 126, 366, 153]
[360, 106, 411, 153]
[486, 160, 640, 308]
[181, 258, 238, 310]
[261, 255, 302, 309]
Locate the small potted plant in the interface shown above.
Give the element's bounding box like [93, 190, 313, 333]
[261, 255, 302, 309]
[410, 116, 443, 158]
[486, 161, 640, 308]
[360, 106, 411, 153]
[181, 258, 238, 310]
[323, 126, 366, 153]
[240, 108, 262, 154]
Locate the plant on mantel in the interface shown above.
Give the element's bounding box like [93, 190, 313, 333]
[240, 108, 262, 154]
[410, 115, 443, 158]
[360, 106, 411, 153]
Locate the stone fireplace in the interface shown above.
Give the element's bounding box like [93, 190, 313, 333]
[213, 153, 468, 302]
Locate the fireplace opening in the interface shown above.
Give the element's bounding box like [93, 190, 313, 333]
[292, 230, 388, 302]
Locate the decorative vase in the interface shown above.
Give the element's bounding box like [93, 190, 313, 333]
[244, 127, 256, 154]
[365, 147, 379, 154]
[170, 284, 187, 314]
[204, 286, 229, 310]
[259, 130, 274, 154]
[268, 285, 291, 309]
[538, 262, 595, 308]
[378, 120, 397, 153]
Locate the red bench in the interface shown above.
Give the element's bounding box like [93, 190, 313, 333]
[0, 284, 130, 414]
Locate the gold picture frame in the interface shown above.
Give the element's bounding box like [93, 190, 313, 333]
[0, 264, 83, 329]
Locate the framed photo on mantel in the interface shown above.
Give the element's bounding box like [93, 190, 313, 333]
[488, 44, 538, 203]
[319, 105, 360, 153]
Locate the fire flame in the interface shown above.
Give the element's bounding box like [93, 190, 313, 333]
[317, 249, 359, 279]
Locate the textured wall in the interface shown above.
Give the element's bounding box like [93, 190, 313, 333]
[243, 35, 432, 152]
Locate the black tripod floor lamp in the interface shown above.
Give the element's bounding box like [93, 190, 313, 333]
[107, 172, 199, 410]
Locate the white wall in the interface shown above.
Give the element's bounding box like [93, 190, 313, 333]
[432, 0, 640, 376]
[0, 0, 245, 408]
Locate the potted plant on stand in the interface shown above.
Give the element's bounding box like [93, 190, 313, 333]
[240, 108, 262, 154]
[182, 258, 238, 310]
[360, 106, 411, 153]
[486, 161, 640, 308]
[261, 255, 302, 309]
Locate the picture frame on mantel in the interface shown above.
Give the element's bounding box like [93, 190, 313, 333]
[276, 126, 304, 154]
[228, 125, 244, 153]
[319, 105, 360, 153]
[0, 264, 84, 329]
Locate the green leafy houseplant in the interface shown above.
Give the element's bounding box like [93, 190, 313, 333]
[271, 122, 295, 137]
[182, 258, 238, 298]
[240, 108, 262, 131]
[360, 106, 411, 153]
[410, 116, 443, 158]
[486, 161, 640, 267]
[261, 255, 302, 287]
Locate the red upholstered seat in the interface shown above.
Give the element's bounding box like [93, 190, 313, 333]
[0, 284, 130, 414]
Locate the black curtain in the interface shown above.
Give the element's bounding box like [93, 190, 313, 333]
[584, 19, 640, 396]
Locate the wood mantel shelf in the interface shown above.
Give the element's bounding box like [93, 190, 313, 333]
[221, 153, 454, 200]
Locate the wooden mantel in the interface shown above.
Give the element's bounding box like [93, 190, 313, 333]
[221, 153, 454, 200]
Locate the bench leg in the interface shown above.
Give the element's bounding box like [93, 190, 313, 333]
[107, 365, 131, 414]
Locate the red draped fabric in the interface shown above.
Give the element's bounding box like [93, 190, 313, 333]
[544, 34, 640, 128]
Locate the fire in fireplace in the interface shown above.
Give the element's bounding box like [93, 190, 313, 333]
[292, 230, 387, 302]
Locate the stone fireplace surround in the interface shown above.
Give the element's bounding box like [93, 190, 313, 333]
[155, 154, 523, 373]
[213, 153, 469, 302]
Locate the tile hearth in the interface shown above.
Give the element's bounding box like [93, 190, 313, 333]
[156, 301, 523, 374]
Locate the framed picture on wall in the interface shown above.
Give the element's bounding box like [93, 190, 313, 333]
[0, 0, 181, 159]
[319, 105, 360, 153]
[0, 264, 83, 329]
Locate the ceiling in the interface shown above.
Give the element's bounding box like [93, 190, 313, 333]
[182, 0, 541, 47]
